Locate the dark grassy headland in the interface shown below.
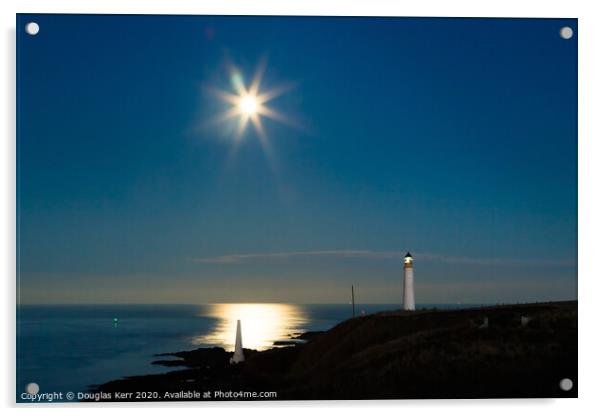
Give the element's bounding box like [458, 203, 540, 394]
[90, 301, 577, 401]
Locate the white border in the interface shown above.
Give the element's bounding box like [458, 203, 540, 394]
[2, 1, 601, 415]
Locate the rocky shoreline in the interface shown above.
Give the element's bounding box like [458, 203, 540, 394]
[89, 301, 577, 401]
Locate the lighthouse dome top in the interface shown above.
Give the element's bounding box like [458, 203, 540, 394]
[404, 252, 412, 258]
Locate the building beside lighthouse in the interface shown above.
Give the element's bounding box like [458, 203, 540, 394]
[403, 252, 415, 311]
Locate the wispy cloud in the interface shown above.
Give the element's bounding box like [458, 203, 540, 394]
[190, 250, 574, 268]
[191, 250, 397, 264]
[416, 253, 575, 267]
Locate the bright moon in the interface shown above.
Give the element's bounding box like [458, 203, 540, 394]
[239, 95, 258, 115]
[205, 58, 296, 154]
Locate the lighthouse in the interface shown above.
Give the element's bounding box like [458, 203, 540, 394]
[403, 252, 415, 311]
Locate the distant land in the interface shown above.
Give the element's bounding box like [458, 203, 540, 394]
[91, 301, 577, 400]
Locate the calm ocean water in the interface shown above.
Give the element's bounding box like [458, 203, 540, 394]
[16, 303, 474, 400]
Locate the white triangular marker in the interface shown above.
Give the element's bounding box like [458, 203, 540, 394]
[230, 319, 245, 364]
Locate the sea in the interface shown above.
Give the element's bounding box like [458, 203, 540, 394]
[16, 303, 475, 401]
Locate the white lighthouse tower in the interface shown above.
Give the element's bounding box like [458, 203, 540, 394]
[230, 319, 245, 364]
[403, 252, 415, 311]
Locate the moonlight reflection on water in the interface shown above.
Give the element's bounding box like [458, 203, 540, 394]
[193, 303, 309, 351]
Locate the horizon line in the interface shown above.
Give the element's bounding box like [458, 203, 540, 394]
[17, 299, 577, 306]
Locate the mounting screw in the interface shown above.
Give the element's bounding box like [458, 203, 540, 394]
[25, 382, 39, 395]
[25, 22, 40, 36]
[559, 26, 573, 40]
[559, 378, 573, 391]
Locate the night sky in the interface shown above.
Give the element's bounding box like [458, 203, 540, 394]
[17, 15, 577, 304]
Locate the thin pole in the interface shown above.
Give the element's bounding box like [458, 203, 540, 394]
[352, 285, 355, 318]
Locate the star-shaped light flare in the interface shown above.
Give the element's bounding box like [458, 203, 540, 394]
[206, 59, 295, 152]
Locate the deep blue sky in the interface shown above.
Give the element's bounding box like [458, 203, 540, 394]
[17, 15, 577, 304]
